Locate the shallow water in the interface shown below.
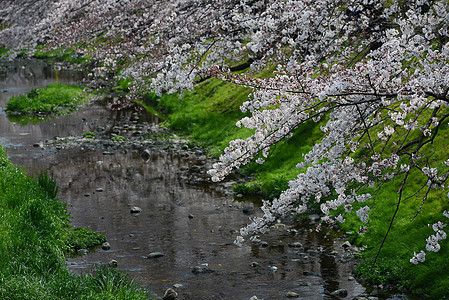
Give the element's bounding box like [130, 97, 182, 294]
[0, 59, 370, 299]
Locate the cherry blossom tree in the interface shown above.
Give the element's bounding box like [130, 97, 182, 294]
[2, 0, 449, 263]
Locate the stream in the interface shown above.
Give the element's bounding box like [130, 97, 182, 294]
[0, 59, 398, 300]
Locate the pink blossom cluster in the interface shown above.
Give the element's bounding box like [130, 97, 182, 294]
[2, 0, 449, 263]
[410, 212, 449, 264]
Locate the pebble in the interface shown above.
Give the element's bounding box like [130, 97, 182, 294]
[77, 249, 88, 255]
[108, 259, 118, 267]
[192, 264, 214, 274]
[147, 252, 165, 259]
[288, 242, 303, 248]
[163, 288, 178, 300]
[331, 289, 348, 297]
[130, 206, 143, 214]
[242, 206, 255, 215]
[96, 188, 104, 192]
[141, 149, 151, 160]
[259, 241, 268, 248]
[101, 242, 111, 250]
[250, 262, 260, 267]
[342, 241, 352, 249]
[285, 291, 299, 298]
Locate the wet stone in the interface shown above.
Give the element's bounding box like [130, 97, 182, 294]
[130, 206, 143, 214]
[288, 242, 303, 248]
[77, 249, 88, 255]
[190, 165, 201, 172]
[147, 252, 165, 259]
[140, 149, 151, 160]
[250, 262, 260, 267]
[242, 206, 255, 215]
[331, 289, 348, 297]
[163, 288, 178, 300]
[101, 242, 111, 250]
[192, 264, 214, 274]
[108, 259, 118, 267]
[307, 249, 320, 256]
[342, 241, 352, 249]
[286, 291, 299, 298]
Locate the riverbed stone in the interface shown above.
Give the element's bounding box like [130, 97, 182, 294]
[130, 206, 143, 213]
[141, 149, 151, 160]
[108, 259, 118, 267]
[77, 249, 88, 255]
[101, 242, 111, 250]
[259, 241, 269, 248]
[250, 262, 260, 267]
[330, 288, 348, 297]
[288, 242, 303, 248]
[147, 252, 165, 259]
[192, 264, 214, 274]
[342, 241, 352, 249]
[163, 288, 178, 300]
[286, 291, 299, 298]
[242, 206, 255, 215]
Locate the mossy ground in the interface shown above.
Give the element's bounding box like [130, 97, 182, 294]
[146, 76, 449, 298]
[0, 146, 151, 299]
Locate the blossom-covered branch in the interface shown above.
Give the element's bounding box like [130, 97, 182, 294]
[2, 0, 449, 263]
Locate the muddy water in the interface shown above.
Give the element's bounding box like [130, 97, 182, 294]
[0, 60, 367, 299]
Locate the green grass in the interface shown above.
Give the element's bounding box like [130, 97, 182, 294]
[338, 124, 449, 298]
[6, 84, 88, 117]
[67, 227, 107, 253]
[34, 46, 88, 64]
[111, 135, 126, 142]
[83, 131, 97, 139]
[150, 77, 255, 153]
[0, 146, 151, 299]
[0, 46, 9, 58]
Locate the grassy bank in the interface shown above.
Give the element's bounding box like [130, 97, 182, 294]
[0, 146, 151, 299]
[145, 77, 449, 298]
[6, 83, 89, 118]
[146, 77, 324, 200]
